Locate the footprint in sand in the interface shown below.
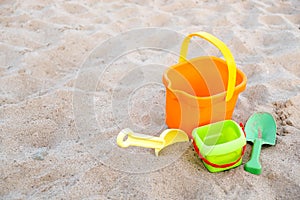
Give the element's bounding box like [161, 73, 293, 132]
[259, 15, 286, 26]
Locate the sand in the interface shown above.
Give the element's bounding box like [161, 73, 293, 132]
[1, 0, 300, 199]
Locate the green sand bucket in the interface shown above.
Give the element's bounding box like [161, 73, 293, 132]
[192, 120, 246, 172]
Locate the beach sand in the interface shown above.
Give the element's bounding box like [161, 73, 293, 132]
[1, 0, 300, 199]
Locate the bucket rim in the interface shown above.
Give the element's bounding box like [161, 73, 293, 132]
[192, 120, 246, 156]
[163, 56, 247, 102]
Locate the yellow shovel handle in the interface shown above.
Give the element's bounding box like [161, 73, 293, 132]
[117, 128, 165, 149]
[179, 32, 237, 102]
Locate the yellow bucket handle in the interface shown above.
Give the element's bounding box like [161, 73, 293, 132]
[179, 32, 237, 102]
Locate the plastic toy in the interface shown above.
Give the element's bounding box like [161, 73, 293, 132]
[192, 120, 246, 172]
[163, 32, 247, 137]
[117, 128, 189, 156]
[244, 112, 276, 175]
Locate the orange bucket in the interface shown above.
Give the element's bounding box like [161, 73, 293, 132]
[162, 32, 247, 138]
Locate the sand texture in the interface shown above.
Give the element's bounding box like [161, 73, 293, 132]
[1, 0, 300, 199]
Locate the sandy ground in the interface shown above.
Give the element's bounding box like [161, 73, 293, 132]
[1, 0, 300, 199]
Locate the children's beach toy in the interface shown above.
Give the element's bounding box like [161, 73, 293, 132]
[244, 112, 276, 175]
[117, 128, 189, 156]
[192, 120, 246, 172]
[163, 32, 247, 138]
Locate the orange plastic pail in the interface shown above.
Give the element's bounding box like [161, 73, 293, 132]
[162, 32, 247, 138]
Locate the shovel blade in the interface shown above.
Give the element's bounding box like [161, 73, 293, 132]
[245, 112, 276, 145]
[155, 129, 189, 156]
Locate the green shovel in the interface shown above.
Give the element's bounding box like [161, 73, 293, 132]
[244, 112, 277, 175]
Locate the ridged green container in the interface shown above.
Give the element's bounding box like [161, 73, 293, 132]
[192, 120, 246, 172]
